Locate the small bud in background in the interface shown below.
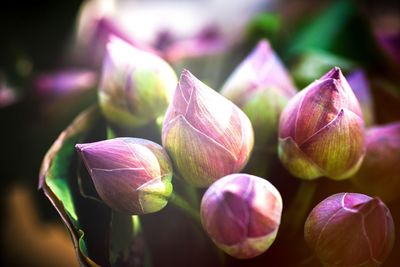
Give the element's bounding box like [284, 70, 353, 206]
[76, 138, 173, 214]
[221, 40, 297, 146]
[347, 70, 375, 126]
[99, 36, 177, 129]
[162, 70, 254, 187]
[373, 22, 400, 66]
[0, 83, 19, 108]
[351, 123, 400, 203]
[278, 67, 366, 180]
[200, 174, 282, 259]
[34, 69, 97, 96]
[305, 193, 395, 267]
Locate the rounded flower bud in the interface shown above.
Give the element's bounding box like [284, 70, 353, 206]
[99, 36, 178, 128]
[75, 138, 173, 214]
[305, 193, 395, 267]
[278, 67, 366, 180]
[200, 173, 282, 259]
[352, 123, 400, 203]
[162, 70, 254, 187]
[221, 40, 297, 145]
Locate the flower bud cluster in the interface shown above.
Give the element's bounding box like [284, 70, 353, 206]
[71, 35, 398, 266]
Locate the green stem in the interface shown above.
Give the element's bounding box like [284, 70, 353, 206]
[173, 174, 200, 208]
[283, 180, 319, 236]
[170, 192, 201, 224]
[131, 215, 142, 236]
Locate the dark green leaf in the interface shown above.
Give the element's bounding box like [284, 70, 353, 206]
[39, 106, 103, 267]
[287, 0, 354, 57]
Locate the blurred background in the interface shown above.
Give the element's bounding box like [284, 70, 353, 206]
[1, 0, 399, 266]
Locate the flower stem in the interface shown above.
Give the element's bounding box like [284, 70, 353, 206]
[131, 215, 142, 236]
[174, 174, 200, 207]
[169, 192, 201, 224]
[282, 180, 318, 236]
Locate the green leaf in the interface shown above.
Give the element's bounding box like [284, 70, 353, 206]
[287, 0, 354, 57]
[246, 13, 281, 43]
[39, 106, 102, 267]
[291, 49, 356, 87]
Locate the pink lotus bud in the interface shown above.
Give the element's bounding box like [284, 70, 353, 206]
[200, 173, 282, 259]
[162, 70, 254, 187]
[220, 40, 297, 145]
[278, 67, 366, 180]
[352, 122, 400, 202]
[99, 36, 177, 128]
[305, 193, 395, 267]
[76, 138, 173, 214]
[347, 70, 375, 126]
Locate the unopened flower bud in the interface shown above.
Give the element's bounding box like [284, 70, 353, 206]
[76, 138, 173, 214]
[221, 40, 297, 145]
[162, 70, 254, 187]
[352, 123, 400, 202]
[278, 67, 366, 180]
[99, 36, 177, 128]
[305, 193, 395, 267]
[200, 174, 282, 259]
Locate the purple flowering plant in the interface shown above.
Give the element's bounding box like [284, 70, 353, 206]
[37, 1, 400, 267]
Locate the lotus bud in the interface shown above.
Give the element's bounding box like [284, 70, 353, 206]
[200, 173, 282, 259]
[278, 67, 366, 180]
[221, 40, 297, 145]
[76, 138, 173, 214]
[351, 123, 400, 203]
[305, 193, 395, 267]
[99, 36, 177, 128]
[162, 70, 254, 187]
[347, 70, 375, 126]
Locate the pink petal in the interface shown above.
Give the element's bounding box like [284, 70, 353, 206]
[300, 109, 365, 180]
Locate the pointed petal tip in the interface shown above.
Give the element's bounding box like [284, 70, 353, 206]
[322, 67, 343, 80]
[75, 143, 85, 152]
[353, 196, 382, 215]
[177, 69, 198, 100]
[180, 69, 194, 80]
[75, 142, 100, 153]
[255, 39, 271, 52]
[179, 69, 199, 88]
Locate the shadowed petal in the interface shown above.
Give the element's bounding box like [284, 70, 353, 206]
[351, 122, 400, 202]
[278, 89, 305, 139]
[278, 137, 324, 180]
[305, 193, 395, 267]
[91, 168, 149, 213]
[201, 189, 249, 246]
[200, 174, 282, 259]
